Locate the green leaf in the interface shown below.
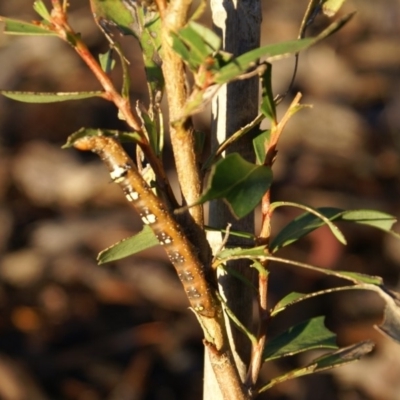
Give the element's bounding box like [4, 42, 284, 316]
[178, 22, 217, 64]
[63, 127, 142, 149]
[336, 271, 383, 285]
[33, 1, 51, 21]
[33, 0, 51, 21]
[90, 0, 138, 36]
[322, 0, 347, 17]
[267, 255, 384, 285]
[259, 341, 374, 393]
[99, 50, 116, 72]
[260, 64, 276, 121]
[0, 17, 55, 35]
[339, 209, 397, 231]
[263, 316, 338, 362]
[270, 205, 346, 252]
[172, 21, 221, 71]
[311, 341, 374, 370]
[186, 21, 221, 53]
[272, 292, 306, 314]
[197, 153, 273, 219]
[138, 108, 161, 156]
[253, 129, 270, 165]
[215, 13, 354, 84]
[216, 246, 266, 261]
[90, 0, 164, 101]
[270, 206, 398, 253]
[171, 34, 193, 66]
[98, 225, 159, 264]
[1, 91, 104, 103]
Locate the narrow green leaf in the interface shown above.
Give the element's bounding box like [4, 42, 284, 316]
[99, 50, 116, 72]
[260, 64, 276, 121]
[253, 129, 270, 165]
[98, 225, 159, 264]
[197, 153, 273, 219]
[263, 316, 338, 362]
[270, 206, 398, 253]
[136, 107, 161, 156]
[216, 291, 258, 345]
[259, 341, 374, 393]
[205, 226, 255, 241]
[215, 13, 354, 84]
[184, 21, 221, 54]
[340, 209, 397, 231]
[90, 0, 137, 36]
[216, 246, 266, 261]
[271, 284, 383, 317]
[176, 25, 212, 67]
[204, 113, 264, 170]
[266, 255, 384, 286]
[270, 205, 345, 253]
[336, 271, 383, 285]
[33, 0, 51, 21]
[272, 292, 306, 314]
[171, 34, 193, 65]
[1, 91, 104, 103]
[312, 341, 375, 370]
[322, 0, 347, 17]
[0, 17, 55, 35]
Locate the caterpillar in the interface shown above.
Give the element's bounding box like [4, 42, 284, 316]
[74, 135, 216, 318]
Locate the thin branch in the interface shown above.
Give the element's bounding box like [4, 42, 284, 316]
[48, 5, 175, 202]
[161, 0, 205, 227]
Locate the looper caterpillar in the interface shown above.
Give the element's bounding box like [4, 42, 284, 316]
[74, 135, 216, 318]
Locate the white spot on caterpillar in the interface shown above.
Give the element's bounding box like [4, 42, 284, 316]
[186, 286, 201, 299]
[110, 165, 129, 181]
[194, 304, 205, 312]
[140, 208, 157, 225]
[157, 232, 172, 245]
[125, 191, 139, 201]
[178, 269, 194, 282]
[141, 214, 157, 224]
[168, 251, 185, 264]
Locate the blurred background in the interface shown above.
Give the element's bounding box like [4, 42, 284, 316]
[0, 1, 400, 399]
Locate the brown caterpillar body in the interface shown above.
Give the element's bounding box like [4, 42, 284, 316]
[74, 135, 215, 318]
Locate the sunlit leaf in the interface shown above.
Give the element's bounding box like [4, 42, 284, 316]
[339, 209, 397, 231]
[270, 205, 346, 252]
[253, 129, 270, 165]
[33, 0, 51, 21]
[0, 17, 55, 35]
[272, 292, 306, 314]
[322, 0, 347, 17]
[98, 225, 159, 264]
[99, 50, 116, 72]
[215, 13, 354, 84]
[186, 21, 221, 52]
[270, 206, 398, 253]
[260, 64, 276, 121]
[89, 0, 163, 101]
[1, 91, 104, 103]
[197, 153, 272, 219]
[263, 316, 338, 362]
[216, 246, 266, 263]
